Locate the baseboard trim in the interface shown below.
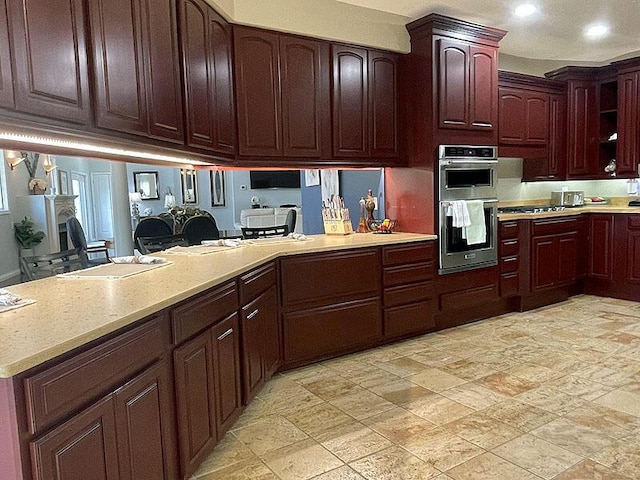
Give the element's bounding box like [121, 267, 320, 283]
[0, 269, 21, 286]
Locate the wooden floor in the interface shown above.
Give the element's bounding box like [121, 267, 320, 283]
[191, 295, 640, 480]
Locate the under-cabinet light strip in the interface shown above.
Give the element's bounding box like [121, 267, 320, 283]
[0, 132, 210, 167]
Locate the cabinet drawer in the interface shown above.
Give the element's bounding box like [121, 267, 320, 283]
[500, 272, 520, 297]
[500, 255, 520, 273]
[500, 221, 519, 239]
[281, 249, 380, 307]
[500, 239, 519, 257]
[283, 298, 381, 363]
[439, 282, 499, 311]
[531, 216, 579, 236]
[382, 242, 435, 266]
[384, 301, 435, 338]
[24, 315, 167, 435]
[172, 281, 238, 344]
[239, 262, 276, 304]
[384, 281, 433, 308]
[384, 262, 433, 287]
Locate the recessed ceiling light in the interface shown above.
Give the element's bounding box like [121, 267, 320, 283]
[585, 24, 610, 38]
[514, 4, 537, 17]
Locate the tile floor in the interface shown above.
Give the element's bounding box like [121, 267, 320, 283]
[190, 295, 640, 480]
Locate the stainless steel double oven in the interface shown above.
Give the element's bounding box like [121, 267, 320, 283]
[438, 145, 499, 274]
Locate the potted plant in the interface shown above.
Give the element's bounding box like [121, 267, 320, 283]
[14, 216, 45, 256]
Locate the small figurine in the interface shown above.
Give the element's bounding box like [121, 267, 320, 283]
[364, 189, 376, 222]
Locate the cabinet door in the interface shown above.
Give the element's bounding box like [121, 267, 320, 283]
[280, 36, 324, 157]
[30, 396, 119, 480]
[531, 235, 557, 291]
[469, 44, 497, 130]
[567, 80, 598, 177]
[618, 71, 640, 176]
[499, 88, 526, 143]
[0, 0, 14, 108]
[260, 286, 281, 377]
[114, 362, 174, 480]
[235, 26, 282, 156]
[241, 294, 266, 403]
[211, 313, 242, 436]
[557, 232, 578, 285]
[438, 38, 469, 129]
[369, 50, 399, 158]
[624, 217, 640, 284]
[548, 93, 566, 178]
[8, 0, 90, 123]
[332, 45, 368, 157]
[180, 0, 235, 154]
[525, 93, 549, 144]
[174, 330, 217, 479]
[588, 214, 614, 280]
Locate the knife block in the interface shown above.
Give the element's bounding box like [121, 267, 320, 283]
[323, 219, 353, 235]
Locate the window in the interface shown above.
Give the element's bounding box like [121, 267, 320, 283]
[0, 155, 8, 213]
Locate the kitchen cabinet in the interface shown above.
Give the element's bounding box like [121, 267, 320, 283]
[529, 216, 579, 291]
[497, 71, 566, 181]
[332, 46, 399, 160]
[235, 26, 329, 160]
[25, 315, 176, 480]
[438, 38, 497, 132]
[89, 0, 183, 142]
[382, 242, 435, 339]
[587, 214, 614, 280]
[498, 220, 523, 297]
[239, 262, 279, 402]
[280, 249, 382, 367]
[617, 70, 640, 176]
[566, 79, 598, 178]
[0, 0, 13, 109]
[8, 0, 91, 124]
[180, 0, 236, 155]
[172, 281, 241, 479]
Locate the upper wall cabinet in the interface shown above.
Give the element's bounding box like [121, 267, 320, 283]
[89, 0, 184, 142]
[8, 0, 91, 124]
[332, 46, 399, 160]
[403, 14, 506, 167]
[498, 71, 566, 181]
[234, 26, 329, 160]
[0, 0, 14, 109]
[179, 0, 236, 155]
[616, 62, 640, 177]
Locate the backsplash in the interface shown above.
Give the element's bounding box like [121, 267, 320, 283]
[497, 158, 636, 202]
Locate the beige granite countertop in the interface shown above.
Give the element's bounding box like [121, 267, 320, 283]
[498, 202, 640, 221]
[0, 233, 436, 378]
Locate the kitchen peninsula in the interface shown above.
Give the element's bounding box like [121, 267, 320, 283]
[0, 232, 436, 480]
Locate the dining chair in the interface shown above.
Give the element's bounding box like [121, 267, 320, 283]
[181, 215, 220, 245]
[241, 225, 289, 239]
[67, 217, 110, 266]
[137, 234, 189, 254]
[20, 248, 89, 281]
[285, 209, 297, 234]
[133, 217, 173, 252]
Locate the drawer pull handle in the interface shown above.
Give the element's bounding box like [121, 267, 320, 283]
[218, 328, 233, 340]
[247, 309, 259, 320]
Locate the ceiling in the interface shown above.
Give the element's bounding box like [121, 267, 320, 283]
[334, 0, 640, 63]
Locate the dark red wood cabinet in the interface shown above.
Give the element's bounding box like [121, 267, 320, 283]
[0, 0, 14, 109]
[529, 216, 579, 291]
[382, 242, 435, 339]
[179, 0, 236, 154]
[498, 220, 523, 297]
[332, 45, 399, 160]
[566, 80, 599, 178]
[617, 70, 640, 176]
[587, 214, 614, 280]
[89, 0, 184, 142]
[8, 0, 91, 124]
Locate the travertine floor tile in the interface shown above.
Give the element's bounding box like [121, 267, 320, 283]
[192, 434, 257, 476]
[491, 434, 582, 479]
[516, 385, 589, 415]
[441, 383, 508, 410]
[530, 417, 615, 456]
[318, 422, 392, 462]
[446, 452, 539, 480]
[552, 459, 632, 480]
[367, 378, 434, 405]
[302, 375, 363, 401]
[362, 407, 436, 444]
[481, 399, 558, 431]
[377, 357, 433, 378]
[444, 412, 522, 449]
[285, 403, 354, 438]
[544, 374, 614, 400]
[193, 458, 277, 480]
[233, 416, 308, 456]
[440, 359, 499, 381]
[564, 402, 640, 439]
[474, 372, 538, 397]
[401, 426, 484, 471]
[261, 439, 343, 480]
[311, 465, 365, 479]
[408, 367, 467, 392]
[405, 393, 474, 425]
[590, 440, 640, 478]
[329, 390, 396, 420]
[349, 446, 441, 480]
[595, 389, 640, 417]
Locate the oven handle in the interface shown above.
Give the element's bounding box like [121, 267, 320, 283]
[441, 198, 498, 208]
[440, 159, 499, 166]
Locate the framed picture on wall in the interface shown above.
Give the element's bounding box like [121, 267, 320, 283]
[58, 170, 69, 195]
[133, 171, 159, 200]
[181, 169, 198, 204]
[210, 170, 226, 207]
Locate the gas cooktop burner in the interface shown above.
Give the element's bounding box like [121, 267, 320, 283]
[498, 205, 567, 214]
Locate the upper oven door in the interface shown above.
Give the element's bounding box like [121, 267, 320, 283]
[439, 160, 498, 201]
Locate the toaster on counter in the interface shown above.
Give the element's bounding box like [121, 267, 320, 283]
[551, 191, 584, 207]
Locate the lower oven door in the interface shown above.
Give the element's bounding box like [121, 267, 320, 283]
[438, 199, 498, 274]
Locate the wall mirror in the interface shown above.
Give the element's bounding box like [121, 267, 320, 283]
[133, 171, 159, 200]
[181, 169, 198, 204]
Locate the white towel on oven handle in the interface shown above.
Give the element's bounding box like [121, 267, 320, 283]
[463, 199, 487, 245]
[446, 200, 471, 228]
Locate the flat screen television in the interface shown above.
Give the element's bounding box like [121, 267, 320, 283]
[249, 170, 300, 189]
